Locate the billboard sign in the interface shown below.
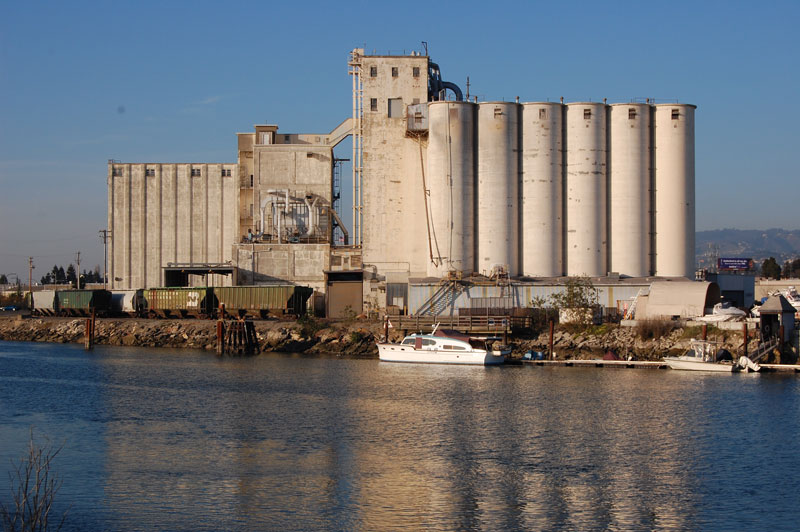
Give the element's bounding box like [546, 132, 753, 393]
[718, 258, 753, 271]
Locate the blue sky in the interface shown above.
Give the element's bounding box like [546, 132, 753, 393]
[1, 0, 797, 279]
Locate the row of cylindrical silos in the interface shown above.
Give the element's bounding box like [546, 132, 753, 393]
[425, 100, 695, 279]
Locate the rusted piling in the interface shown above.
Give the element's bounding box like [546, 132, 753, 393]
[84, 309, 96, 350]
[221, 317, 259, 356]
[742, 322, 748, 358]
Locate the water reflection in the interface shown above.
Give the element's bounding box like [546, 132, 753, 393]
[1, 343, 799, 531]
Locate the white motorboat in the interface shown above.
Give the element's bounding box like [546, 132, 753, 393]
[663, 339, 760, 372]
[377, 326, 509, 365]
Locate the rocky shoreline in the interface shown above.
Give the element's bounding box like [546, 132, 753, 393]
[0, 314, 767, 361]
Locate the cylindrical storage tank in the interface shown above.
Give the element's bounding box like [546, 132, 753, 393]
[654, 103, 696, 278]
[565, 102, 608, 276]
[426, 101, 476, 277]
[477, 102, 520, 276]
[609, 103, 651, 277]
[521, 102, 563, 277]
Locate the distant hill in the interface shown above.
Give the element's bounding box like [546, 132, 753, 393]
[696, 229, 800, 269]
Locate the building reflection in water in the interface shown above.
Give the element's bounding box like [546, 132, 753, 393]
[97, 353, 736, 530]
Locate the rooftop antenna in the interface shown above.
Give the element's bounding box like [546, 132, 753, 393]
[421, 41, 428, 56]
[466, 76, 470, 101]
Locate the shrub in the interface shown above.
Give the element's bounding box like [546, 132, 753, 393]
[636, 318, 675, 340]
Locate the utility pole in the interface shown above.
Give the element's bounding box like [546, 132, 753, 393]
[28, 257, 34, 310]
[75, 251, 81, 289]
[99, 229, 111, 289]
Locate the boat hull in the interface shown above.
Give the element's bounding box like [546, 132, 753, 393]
[663, 357, 734, 372]
[377, 343, 506, 366]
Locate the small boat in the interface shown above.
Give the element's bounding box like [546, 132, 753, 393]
[377, 325, 509, 365]
[663, 339, 760, 372]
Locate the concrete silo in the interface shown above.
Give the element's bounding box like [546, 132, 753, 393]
[521, 102, 564, 277]
[426, 101, 477, 277]
[654, 103, 696, 278]
[477, 102, 520, 276]
[565, 102, 607, 277]
[609, 103, 651, 277]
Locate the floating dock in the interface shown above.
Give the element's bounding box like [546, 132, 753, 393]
[519, 359, 800, 372]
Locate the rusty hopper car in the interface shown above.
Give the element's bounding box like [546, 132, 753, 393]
[143, 287, 214, 318]
[56, 289, 112, 317]
[213, 285, 314, 318]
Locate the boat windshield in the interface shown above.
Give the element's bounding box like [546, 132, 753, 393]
[469, 339, 487, 350]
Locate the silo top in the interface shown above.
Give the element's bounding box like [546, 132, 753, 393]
[565, 101, 607, 107]
[653, 102, 697, 109]
[428, 100, 476, 107]
[521, 101, 563, 107]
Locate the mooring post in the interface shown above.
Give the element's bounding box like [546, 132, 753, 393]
[85, 309, 96, 351]
[216, 320, 224, 355]
[549, 319, 555, 360]
[702, 324, 707, 341]
[743, 322, 748, 359]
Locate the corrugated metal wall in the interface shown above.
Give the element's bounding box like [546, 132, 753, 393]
[409, 283, 647, 315]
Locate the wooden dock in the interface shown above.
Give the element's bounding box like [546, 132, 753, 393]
[518, 359, 800, 373]
[520, 359, 668, 369]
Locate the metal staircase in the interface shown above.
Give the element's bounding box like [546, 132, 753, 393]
[416, 280, 465, 317]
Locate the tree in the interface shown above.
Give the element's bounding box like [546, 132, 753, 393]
[762, 257, 781, 280]
[0, 274, 7, 285]
[784, 258, 800, 279]
[65, 265, 76, 286]
[531, 276, 599, 326]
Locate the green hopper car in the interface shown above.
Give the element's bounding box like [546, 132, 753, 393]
[213, 285, 313, 317]
[56, 289, 112, 317]
[143, 287, 214, 318]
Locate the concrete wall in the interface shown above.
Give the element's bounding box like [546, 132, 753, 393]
[234, 243, 328, 293]
[359, 53, 430, 281]
[108, 163, 238, 289]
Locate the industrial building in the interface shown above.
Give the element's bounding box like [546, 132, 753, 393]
[107, 47, 696, 315]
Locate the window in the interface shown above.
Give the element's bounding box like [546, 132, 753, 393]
[391, 66, 398, 77]
[629, 108, 637, 120]
[584, 109, 592, 119]
[112, 167, 123, 177]
[222, 169, 232, 177]
[370, 66, 377, 77]
[284, 135, 291, 142]
[145, 168, 155, 177]
[412, 66, 420, 77]
[250, 175, 254, 187]
[370, 98, 378, 111]
[402, 338, 415, 345]
[388, 98, 403, 118]
[191, 168, 201, 177]
[539, 108, 547, 119]
[671, 109, 680, 120]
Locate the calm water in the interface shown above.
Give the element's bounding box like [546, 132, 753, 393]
[1, 342, 799, 531]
